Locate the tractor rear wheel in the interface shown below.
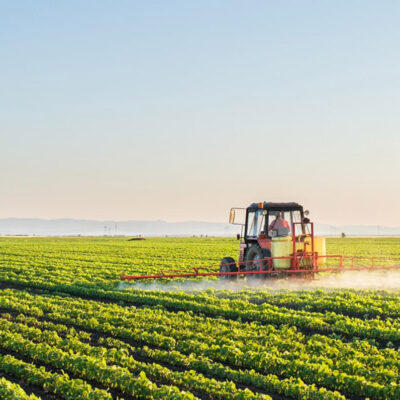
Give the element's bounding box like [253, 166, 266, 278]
[219, 257, 238, 280]
[245, 246, 271, 280]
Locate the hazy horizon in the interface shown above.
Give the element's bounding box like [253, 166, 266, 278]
[2, 216, 400, 229]
[1, 1, 399, 226]
[1, 217, 399, 237]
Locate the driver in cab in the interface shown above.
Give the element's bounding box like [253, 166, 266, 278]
[269, 212, 290, 236]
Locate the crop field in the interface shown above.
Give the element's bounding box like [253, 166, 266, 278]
[0, 237, 400, 399]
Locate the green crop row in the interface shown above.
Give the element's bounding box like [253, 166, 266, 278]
[100, 337, 346, 400]
[0, 237, 236, 289]
[0, 377, 40, 400]
[2, 288, 400, 399]
[1, 236, 399, 291]
[0, 354, 112, 400]
[1, 311, 346, 400]
[0, 315, 269, 400]
[0, 327, 194, 400]
[213, 289, 400, 319]
[5, 287, 400, 378]
[57, 284, 400, 344]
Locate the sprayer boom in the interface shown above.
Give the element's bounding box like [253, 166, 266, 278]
[120, 255, 400, 282]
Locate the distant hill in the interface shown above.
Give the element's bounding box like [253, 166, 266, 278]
[0, 218, 399, 237]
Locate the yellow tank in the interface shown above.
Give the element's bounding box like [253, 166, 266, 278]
[314, 237, 326, 265]
[271, 236, 326, 270]
[271, 236, 292, 270]
[295, 237, 311, 253]
[295, 236, 326, 266]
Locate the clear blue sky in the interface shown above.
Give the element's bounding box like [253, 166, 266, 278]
[1, 1, 399, 226]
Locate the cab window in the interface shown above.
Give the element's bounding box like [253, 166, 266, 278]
[267, 210, 302, 237]
[246, 209, 265, 237]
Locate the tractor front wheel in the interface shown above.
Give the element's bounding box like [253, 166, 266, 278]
[219, 257, 238, 280]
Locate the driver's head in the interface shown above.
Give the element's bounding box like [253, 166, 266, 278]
[276, 212, 282, 219]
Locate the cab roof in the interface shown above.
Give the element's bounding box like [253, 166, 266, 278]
[247, 202, 303, 212]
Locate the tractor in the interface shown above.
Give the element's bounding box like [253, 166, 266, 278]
[219, 202, 326, 279]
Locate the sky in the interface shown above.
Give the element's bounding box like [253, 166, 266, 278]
[0, 1, 399, 226]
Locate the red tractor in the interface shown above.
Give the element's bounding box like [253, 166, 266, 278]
[219, 202, 326, 280]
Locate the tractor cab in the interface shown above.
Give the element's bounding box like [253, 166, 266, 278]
[230, 202, 307, 241]
[244, 202, 305, 240]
